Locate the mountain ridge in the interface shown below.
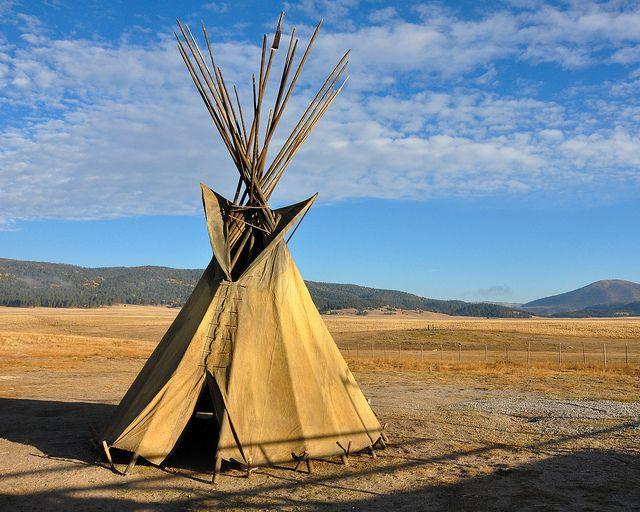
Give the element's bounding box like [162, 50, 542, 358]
[523, 279, 640, 315]
[0, 258, 529, 318]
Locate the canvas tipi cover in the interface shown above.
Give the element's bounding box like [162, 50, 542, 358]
[101, 184, 382, 470]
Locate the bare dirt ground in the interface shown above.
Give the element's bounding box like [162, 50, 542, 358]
[0, 306, 639, 511]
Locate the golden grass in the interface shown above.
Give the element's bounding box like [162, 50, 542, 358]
[348, 355, 640, 377]
[0, 305, 174, 342]
[3, 305, 639, 340]
[349, 357, 640, 401]
[0, 305, 638, 401]
[324, 314, 640, 339]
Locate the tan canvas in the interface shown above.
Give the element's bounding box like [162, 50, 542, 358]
[101, 184, 382, 468]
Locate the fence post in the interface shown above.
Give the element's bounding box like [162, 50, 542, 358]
[527, 341, 531, 365]
[506, 345, 509, 363]
[558, 342, 562, 364]
[484, 343, 488, 363]
[582, 342, 586, 364]
[458, 343, 461, 362]
[603, 343, 607, 368]
[625, 343, 629, 366]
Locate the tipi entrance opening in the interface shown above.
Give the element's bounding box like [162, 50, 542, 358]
[163, 377, 220, 472]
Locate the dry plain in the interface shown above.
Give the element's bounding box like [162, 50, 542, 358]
[0, 305, 639, 511]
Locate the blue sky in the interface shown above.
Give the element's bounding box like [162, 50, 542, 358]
[1, 0, 639, 303]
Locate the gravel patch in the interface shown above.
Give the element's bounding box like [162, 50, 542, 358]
[458, 397, 640, 420]
[456, 397, 640, 436]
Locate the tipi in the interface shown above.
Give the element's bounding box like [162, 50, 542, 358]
[100, 14, 384, 481]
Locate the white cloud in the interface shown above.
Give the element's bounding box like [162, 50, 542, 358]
[203, 2, 229, 14]
[476, 285, 514, 300]
[0, 2, 640, 225]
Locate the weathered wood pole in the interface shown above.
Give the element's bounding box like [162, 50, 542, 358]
[527, 341, 531, 365]
[582, 342, 586, 364]
[603, 343, 607, 368]
[484, 343, 488, 363]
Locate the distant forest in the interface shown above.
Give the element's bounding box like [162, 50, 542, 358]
[0, 258, 530, 318]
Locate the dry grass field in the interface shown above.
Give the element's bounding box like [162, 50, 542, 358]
[0, 305, 639, 511]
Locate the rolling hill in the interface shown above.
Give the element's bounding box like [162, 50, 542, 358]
[550, 301, 640, 318]
[523, 279, 640, 315]
[0, 258, 529, 318]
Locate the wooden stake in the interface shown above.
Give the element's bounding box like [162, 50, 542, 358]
[124, 452, 139, 475]
[102, 441, 115, 472]
[373, 435, 387, 450]
[336, 440, 351, 466]
[212, 456, 222, 484]
[380, 423, 389, 443]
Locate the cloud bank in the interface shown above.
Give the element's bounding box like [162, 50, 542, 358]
[1, 1, 639, 226]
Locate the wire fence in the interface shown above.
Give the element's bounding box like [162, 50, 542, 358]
[339, 340, 638, 368]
